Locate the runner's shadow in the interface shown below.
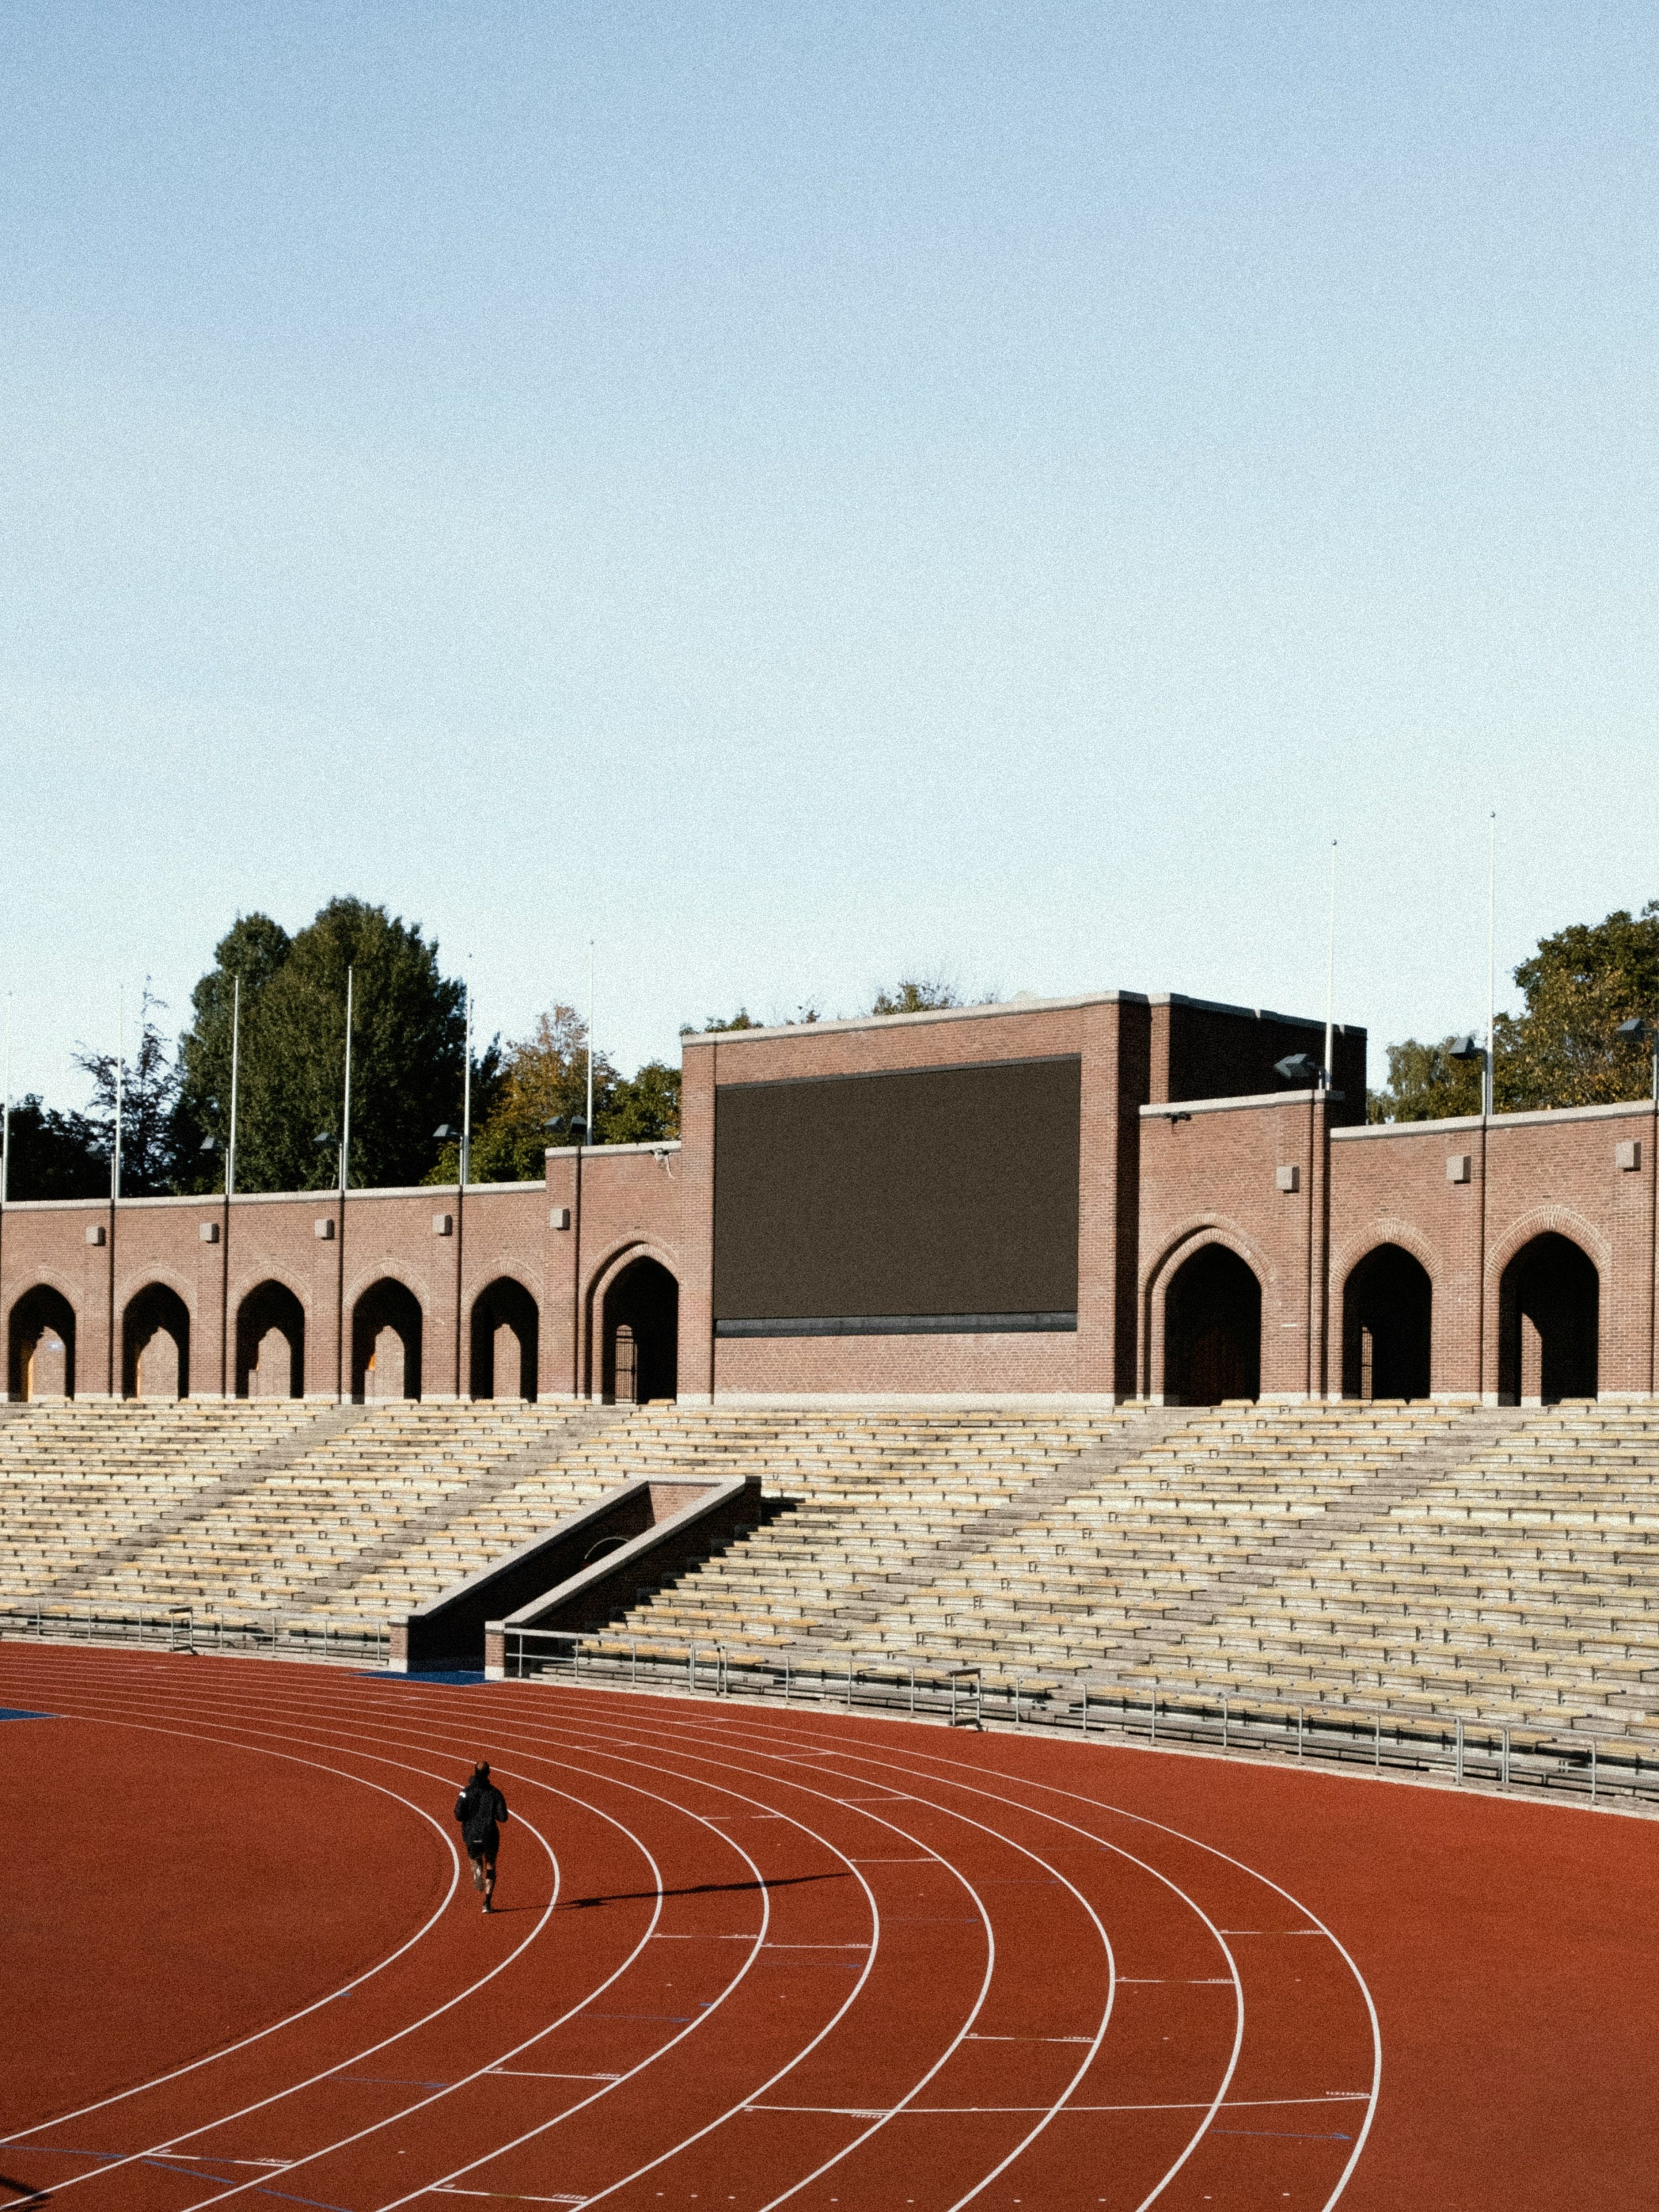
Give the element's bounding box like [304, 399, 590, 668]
[560, 1871, 848, 1912]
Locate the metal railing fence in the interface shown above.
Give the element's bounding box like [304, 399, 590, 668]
[500, 1626, 1659, 1810]
[0, 1600, 389, 1668]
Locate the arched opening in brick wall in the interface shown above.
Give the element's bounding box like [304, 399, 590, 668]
[1499, 1233, 1599, 1405]
[8, 1286, 76, 1401]
[236, 1281, 306, 1399]
[602, 1258, 679, 1405]
[1164, 1244, 1260, 1405]
[351, 1279, 424, 1402]
[123, 1284, 190, 1399]
[1342, 1244, 1432, 1401]
[470, 1277, 539, 1402]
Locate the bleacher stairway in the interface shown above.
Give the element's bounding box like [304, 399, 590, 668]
[2, 1396, 1657, 1739]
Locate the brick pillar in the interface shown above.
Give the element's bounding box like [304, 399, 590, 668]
[542, 1149, 580, 1400]
[678, 1043, 717, 1405]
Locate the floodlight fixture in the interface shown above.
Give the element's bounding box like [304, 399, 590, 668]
[1618, 1015, 1659, 1104]
[1274, 1052, 1322, 1086]
[1448, 1034, 1482, 1061]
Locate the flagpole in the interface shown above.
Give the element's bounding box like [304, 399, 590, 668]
[461, 968, 472, 1188]
[586, 938, 595, 1145]
[1324, 840, 1337, 1088]
[227, 977, 241, 1200]
[1495, 814, 1504, 1124]
[2, 993, 11, 1206]
[113, 987, 124, 1201]
[341, 966, 353, 1193]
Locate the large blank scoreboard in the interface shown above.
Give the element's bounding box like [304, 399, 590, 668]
[712, 1056, 1081, 1335]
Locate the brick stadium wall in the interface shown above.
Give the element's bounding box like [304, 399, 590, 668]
[0, 1143, 682, 1403]
[681, 996, 1124, 1403]
[1328, 1102, 1658, 1402]
[1136, 1092, 1333, 1401]
[3, 987, 1652, 1405]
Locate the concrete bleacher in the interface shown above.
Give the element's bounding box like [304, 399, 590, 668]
[3, 1395, 1657, 1741]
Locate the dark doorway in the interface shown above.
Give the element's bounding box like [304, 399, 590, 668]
[471, 1277, 539, 1401]
[123, 1284, 191, 1399]
[602, 1258, 679, 1404]
[1499, 1234, 1599, 1405]
[1164, 1244, 1261, 1405]
[237, 1281, 306, 1399]
[352, 1278, 424, 1401]
[7, 1286, 76, 1400]
[1343, 1245, 1433, 1400]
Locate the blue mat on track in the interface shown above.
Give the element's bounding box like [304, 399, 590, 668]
[358, 1669, 488, 1686]
[0, 1707, 54, 1721]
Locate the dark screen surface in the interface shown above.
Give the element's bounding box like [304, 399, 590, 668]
[713, 1056, 1081, 1331]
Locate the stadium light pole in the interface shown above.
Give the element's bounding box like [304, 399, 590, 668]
[340, 964, 354, 1193]
[2, 992, 11, 1207]
[112, 987, 124, 1202]
[1616, 1016, 1659, 1107]
[227, 975, 241, 1200]
[586, 938, 596, 1151]
[1495, 810, 1504, 1115]
[461, 967, 472, 1188]
[1323, 840, 1337, 1091]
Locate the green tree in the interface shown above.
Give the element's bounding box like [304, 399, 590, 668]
[440, 1008, 682, 1181]
[604, 1060, 681, 1143]
[432, 1005, 613, 1183]
[2, 1095, 107, 1199]
[871, 977, 961, 1016]
[1504, 904, 1659, 1107]
[75, 985, 180, 1196]
[176, 899, 472, 1191]
[1371, 901, 1659, 1121]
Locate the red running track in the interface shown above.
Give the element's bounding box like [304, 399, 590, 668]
[1, 1647, 1655, 2210]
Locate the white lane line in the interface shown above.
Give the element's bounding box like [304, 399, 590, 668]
[486, 1703, 1125, 2212]
[35, 1661, 879, 2212]
[749, 2092, 1371, 2114]
[557, 1709, 1232, 2212]
[579, 1705, 1243, 2212]
[174, 1667, 884, 2212]
[710, 1706, 1383, 2211]
[0, 1685, 571, 2206]
[0, 1697, 462, 2148]
[52, 1684, 776, 2212]
[369, 1747, 885, 2210]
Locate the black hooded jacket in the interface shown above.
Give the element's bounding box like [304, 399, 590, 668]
[455, 1774, 509, 1855]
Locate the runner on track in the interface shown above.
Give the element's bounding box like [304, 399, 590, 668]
[455, 1761, 510, 1913]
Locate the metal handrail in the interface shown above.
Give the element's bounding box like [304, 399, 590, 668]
[0, 1600, 388, 1667]
[496, 1625, 1659, 1809]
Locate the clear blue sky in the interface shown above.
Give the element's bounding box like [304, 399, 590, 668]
[3, 3, 1656, 1102]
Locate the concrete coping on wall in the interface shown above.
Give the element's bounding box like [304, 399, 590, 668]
[541, 1140, 682, 1158]
[0, 1196, 111, 1212]
[1335, 1098, 1655, 1142]
[681, 991, 1359, 1048]
[1139, 1089, 1327, 1119]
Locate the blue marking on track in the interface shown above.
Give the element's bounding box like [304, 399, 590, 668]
[358, 1669, 488, 1686]
[0, 1706, 53, 1721]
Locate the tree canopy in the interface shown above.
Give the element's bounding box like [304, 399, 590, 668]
[439, 1007, 681, 1182]
[1370, 901, 1659, 1121]
[175, 899, 474, 1191]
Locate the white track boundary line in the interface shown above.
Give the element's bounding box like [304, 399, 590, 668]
[691, 1702, 1384, 2211]
[0, 1703, 462, 2146]
[519, 1698, 1238, 2212]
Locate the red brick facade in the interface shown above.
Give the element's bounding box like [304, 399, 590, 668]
[2, 990, 1653, 1405]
